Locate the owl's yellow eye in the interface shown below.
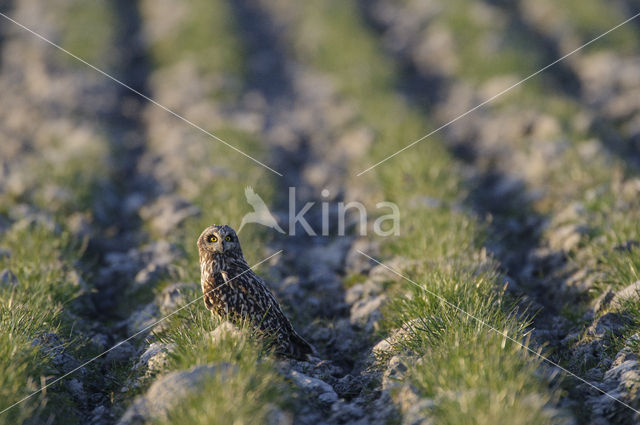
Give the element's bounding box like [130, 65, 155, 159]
[225, 236, 232, 242]
[208, 235, 217, 243]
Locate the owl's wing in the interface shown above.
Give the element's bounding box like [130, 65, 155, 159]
[236, 271, 292, 329]
[249, 274, 314, 359]
[233, 271, 313, 359]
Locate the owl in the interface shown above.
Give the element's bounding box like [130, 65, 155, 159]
[197, 224, 313, 360]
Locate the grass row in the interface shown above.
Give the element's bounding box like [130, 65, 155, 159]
[418, 0, 640, 363]
[269, 0, 570, 423]
[512, 0, 640, 295]
[130, 0, 290, 423]
[510, 0, 640, 367]
[0, 224, 88, 425]
[360, 0, 640, 414]
[0, 118, 111, 425]
[0, 0, 121, 422]
[405, 0, 640, 300]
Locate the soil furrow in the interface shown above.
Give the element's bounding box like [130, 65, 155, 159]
[77, 1, 160, 423]
[87, 0, 151, 314]
[229, 1, 390, 422]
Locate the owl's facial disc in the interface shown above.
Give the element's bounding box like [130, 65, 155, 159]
[197, 225, 222, 254]
[219, 227, 238, 253]
[198, 225, 240, 255]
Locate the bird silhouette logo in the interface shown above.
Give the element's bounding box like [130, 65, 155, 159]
[238, 186, 286, 234]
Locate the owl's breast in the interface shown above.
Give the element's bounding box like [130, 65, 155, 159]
[201, 270, 226, 293]
[202, 271, 232, 314]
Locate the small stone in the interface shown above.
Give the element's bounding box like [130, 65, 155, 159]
[289, 370, 338, 406]
[372, 338, 393, 358]
[125, 303, 160, 335]
[105, 341, 136, 364]
[588, 313, 631, 339]
[611, 281, 640, 309]
[131, 242, 179, 288]
[554, 202, 585, 225]
[66, 212, 92, 240]
[117, 363, 234, 425]
[66, 378, 85, 402]
[330, 400, 364, 422]
[402, 396, 435, 425]
[158, 283, 191, 312]
[318, 391, 339, 404]
[548, 224, 587, 252]
[593, 289, 615, 313]
[266, 404, 293, 425]
[0, 268, 18, 288]
[136, 342, 175, 373]
[303, 239, 350, 272]
[139, 195, 200, 236]
[32, 332, 80, 373]
[90, 334, 110, 351]
[90, 405, 112, 425]
[344, 239, 379, 275]
[587, 358, 640, 424]
[584, 367, 604, 381]
[345, 280, 382, 305]
[209, 321, 242, 343]
[383, 356, 409, 391]
[333, 374, 365, 399]
[134, 264, 164, 287]
[124, 192, 145, 215]
[369, 257, 416, 284]
[335, 126, 374, 159]
[350, 295, 387, 325]
[345, 283, 365, 305]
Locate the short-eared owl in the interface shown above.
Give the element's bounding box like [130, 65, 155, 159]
[197, 224, 313, 360]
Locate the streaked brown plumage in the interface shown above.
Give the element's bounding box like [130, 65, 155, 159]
[197, 224, 313, 360]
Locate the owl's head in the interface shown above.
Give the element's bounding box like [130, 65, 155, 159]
[197, 224, 243, 258]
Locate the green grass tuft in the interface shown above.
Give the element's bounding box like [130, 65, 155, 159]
[0, 223, 85, 425]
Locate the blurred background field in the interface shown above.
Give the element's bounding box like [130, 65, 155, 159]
[1, 0, 640, 424]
